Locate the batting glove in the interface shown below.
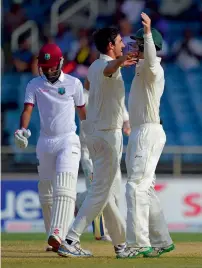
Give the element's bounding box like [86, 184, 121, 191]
[14, 128, 31, 149]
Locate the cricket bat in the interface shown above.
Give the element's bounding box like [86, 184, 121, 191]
[92, 213, 105, 240]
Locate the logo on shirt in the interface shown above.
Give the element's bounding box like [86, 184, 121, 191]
[135, 155, 142, 158]
[40, 89, 49, 92]
[44, 53, 50, 60]
[58, 87, 65, 95]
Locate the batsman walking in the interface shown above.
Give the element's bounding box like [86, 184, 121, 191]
[14, 43, 86, 252]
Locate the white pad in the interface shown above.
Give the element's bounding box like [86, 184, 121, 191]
[38, 180, 53, 236]
[49, 172, 77, 240]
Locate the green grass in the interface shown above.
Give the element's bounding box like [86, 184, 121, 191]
[2, 233, 202, 268]
[2, 232, 202, 242]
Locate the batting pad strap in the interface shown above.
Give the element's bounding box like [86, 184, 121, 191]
[38, 180, 53, 204]
[54, 172, 77, 201]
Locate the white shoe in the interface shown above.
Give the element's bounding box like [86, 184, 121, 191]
[48, 234, 61, 251]
[100, 235, 112, 242]
[116, 246, 153, 259]
[58, 240, 93, 258]
[95, 235, 112, 242]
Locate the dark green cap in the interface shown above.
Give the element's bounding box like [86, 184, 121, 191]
[130, 28, 163, 50]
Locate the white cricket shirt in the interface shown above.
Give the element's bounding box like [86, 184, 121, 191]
[128, 32, 165, 128]
[87, 54, 125, 130]
[24, 71, 85, 136]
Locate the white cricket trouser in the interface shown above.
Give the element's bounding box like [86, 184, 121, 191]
[36, 132, 81, 240]
[79, 130, 122, 239]
[67, 126, 126, 246]
[125, 123, 172, 247]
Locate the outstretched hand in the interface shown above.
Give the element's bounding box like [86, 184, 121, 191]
[122, 52, 138, 67]
[141, 12, 151, 34]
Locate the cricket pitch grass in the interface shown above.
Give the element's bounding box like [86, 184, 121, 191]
[2, 233, 202, 268]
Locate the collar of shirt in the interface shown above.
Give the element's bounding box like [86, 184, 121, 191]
[42, 71, 65, 83]
[99, 54, 114, 61]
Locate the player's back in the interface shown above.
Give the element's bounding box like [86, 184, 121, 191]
[24, 72, 84, 137]
[87, 57, 125, 130]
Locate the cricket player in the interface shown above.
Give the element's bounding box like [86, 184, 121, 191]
[119, 12, 175, 258]
[14, 43, 86, 252]
[78, 88, 131, 241]
[79, 88, 110, 242]
[57, 27, 137, 257]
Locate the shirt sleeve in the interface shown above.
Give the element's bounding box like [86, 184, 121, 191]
[87, 60, 108, 81]
[123, 104, 129, 122]
[144, 33, 159, 77]
[24, 80, 36, 106]
[101, 60, 121, 79]
[73, 79, 85, 107]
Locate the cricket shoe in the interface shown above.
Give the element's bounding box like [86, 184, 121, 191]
[48, 234, 61, 251]
[95, 235, 112, 242]
[58, 240, 93, 258]
[45, 245, 58, 252]
[100, 235, 112, 242]
[144, 244, 175, 258]
[116, 246, 153, 259]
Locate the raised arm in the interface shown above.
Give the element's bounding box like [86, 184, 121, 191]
[141, 12, 156, 67]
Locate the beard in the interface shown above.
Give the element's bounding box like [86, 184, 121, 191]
[43, 69, 61, 83]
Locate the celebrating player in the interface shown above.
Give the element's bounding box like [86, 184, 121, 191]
[14, 43, 86, 252]
[78, 88, 131, 242]
[57, 27, 136, 257]
[119, 12, 175, 258]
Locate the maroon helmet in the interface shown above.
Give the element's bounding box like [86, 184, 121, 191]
[38, 43, 63, 67]
[38, 43, 64, 81]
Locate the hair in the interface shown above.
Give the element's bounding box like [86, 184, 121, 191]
[93, 27, 120, 54]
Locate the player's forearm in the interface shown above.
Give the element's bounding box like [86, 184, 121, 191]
[77, 106, 86, 121]
[20, 110, 32, 129]
[144, 33, 157, 66]
[103, 57, 125, 77]
[84, 78, 90, 91]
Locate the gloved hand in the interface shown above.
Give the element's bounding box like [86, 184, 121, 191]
[14, 128, 31, 149]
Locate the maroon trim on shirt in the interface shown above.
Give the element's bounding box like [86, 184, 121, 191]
[24, 102, 35, 107]
[76, 104, 85, 108]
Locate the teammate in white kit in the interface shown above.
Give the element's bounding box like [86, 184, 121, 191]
[78, 88, 131, 241]
[78, 88, 111, 242]
[58, 27, 136, 258]
[119, 13, 175, 258]
[14, 43, 86, 252]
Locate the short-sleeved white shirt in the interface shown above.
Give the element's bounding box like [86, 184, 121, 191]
[87, 54, 125, 130]
[24, 71, 85, 137]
